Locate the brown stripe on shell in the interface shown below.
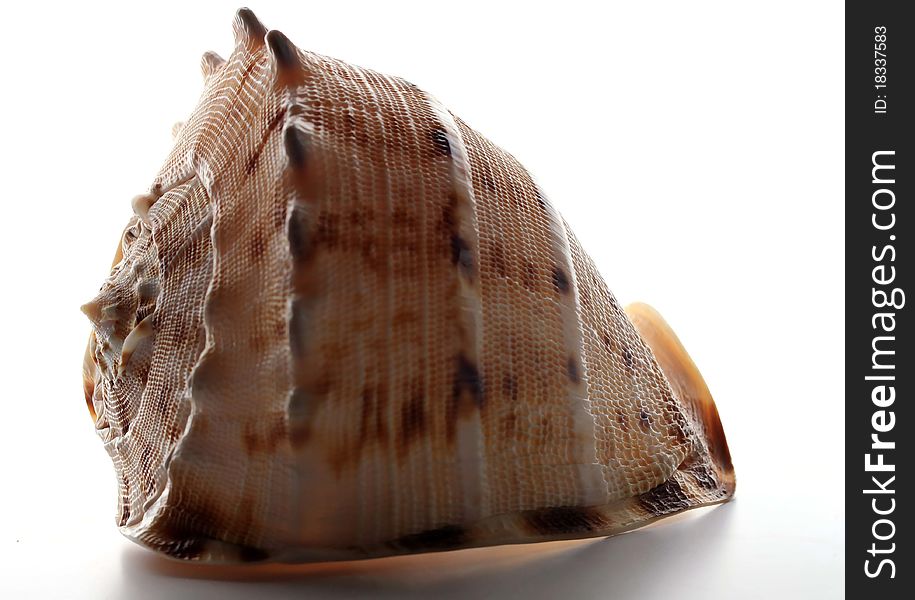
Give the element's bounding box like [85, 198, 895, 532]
[448, 354, 484, 442]
[238, 545, 270, 563]
[638, 477, 691, 515]
[622, 345, 635, 375]
[454, 354, 484, 408]
[522, 505, 608, 537]
[397, 380, 427, 458]
[552, 266, 570, 294]
[638, 409, 651, 431]
[429, 128, 452, 157]
[140, 509, 213, 561]
[142, 510, 271, 563]
[422, 89, 488, 522]
[287, 204, 313, 264]
[688, 461, 720, 491]
[450, 233, 474, 278]
[528, 182, 607, 507]
[501, 373, 518, 402]
[152, 535, 209, 562]
[284, 120, 310, 172]
[438, 191, 476, 279]
[288, 297, 309, 358]
[667, 401, 690, 445]
[479, 169, 497, 193]
[241, 415, 287, 454]
[248, 228, 268, 260]
[245, 107, 287, 174]
[391, 524, 468, 551]
[119, 478, 131, 526]
[566, 356, 581, 384]
[284, 120, 324, 300]
[358, 384, 390, 446]
[315, 211, 341, 249]
[533, 187, 548, 211]
[286, 387, 312, 448]
[490, 241, 508, 277]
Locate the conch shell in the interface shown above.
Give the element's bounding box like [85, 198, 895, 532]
[81, 8, 734, 563]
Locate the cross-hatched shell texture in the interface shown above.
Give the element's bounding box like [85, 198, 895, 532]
[81, 8, 735, 563]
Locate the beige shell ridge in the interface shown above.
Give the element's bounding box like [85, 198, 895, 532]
[80, 8, 735, 563]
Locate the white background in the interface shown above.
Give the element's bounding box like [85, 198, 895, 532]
[0, 1, 843, 598]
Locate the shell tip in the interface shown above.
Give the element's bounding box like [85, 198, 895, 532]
[266, 29, 308, 88]
[80, 300, 101, 324]
[233, 7, 267, 50]
[131, 193, 156, 225]
[200, 50, 226, 79]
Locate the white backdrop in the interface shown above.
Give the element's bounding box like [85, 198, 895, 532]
[0, 1, 843, 598]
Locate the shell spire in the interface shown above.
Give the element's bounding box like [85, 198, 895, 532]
[131, 193, 156, 225]
[232, 7, 267, 51]
[200, 51, 226, 79]
[79, 300, 102, 325]
[266, 29, 309, 89]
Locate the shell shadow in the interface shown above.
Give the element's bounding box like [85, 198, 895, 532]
[118, 502, 736, 600]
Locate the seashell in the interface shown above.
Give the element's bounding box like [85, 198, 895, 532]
[81, 8, 734, 563]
